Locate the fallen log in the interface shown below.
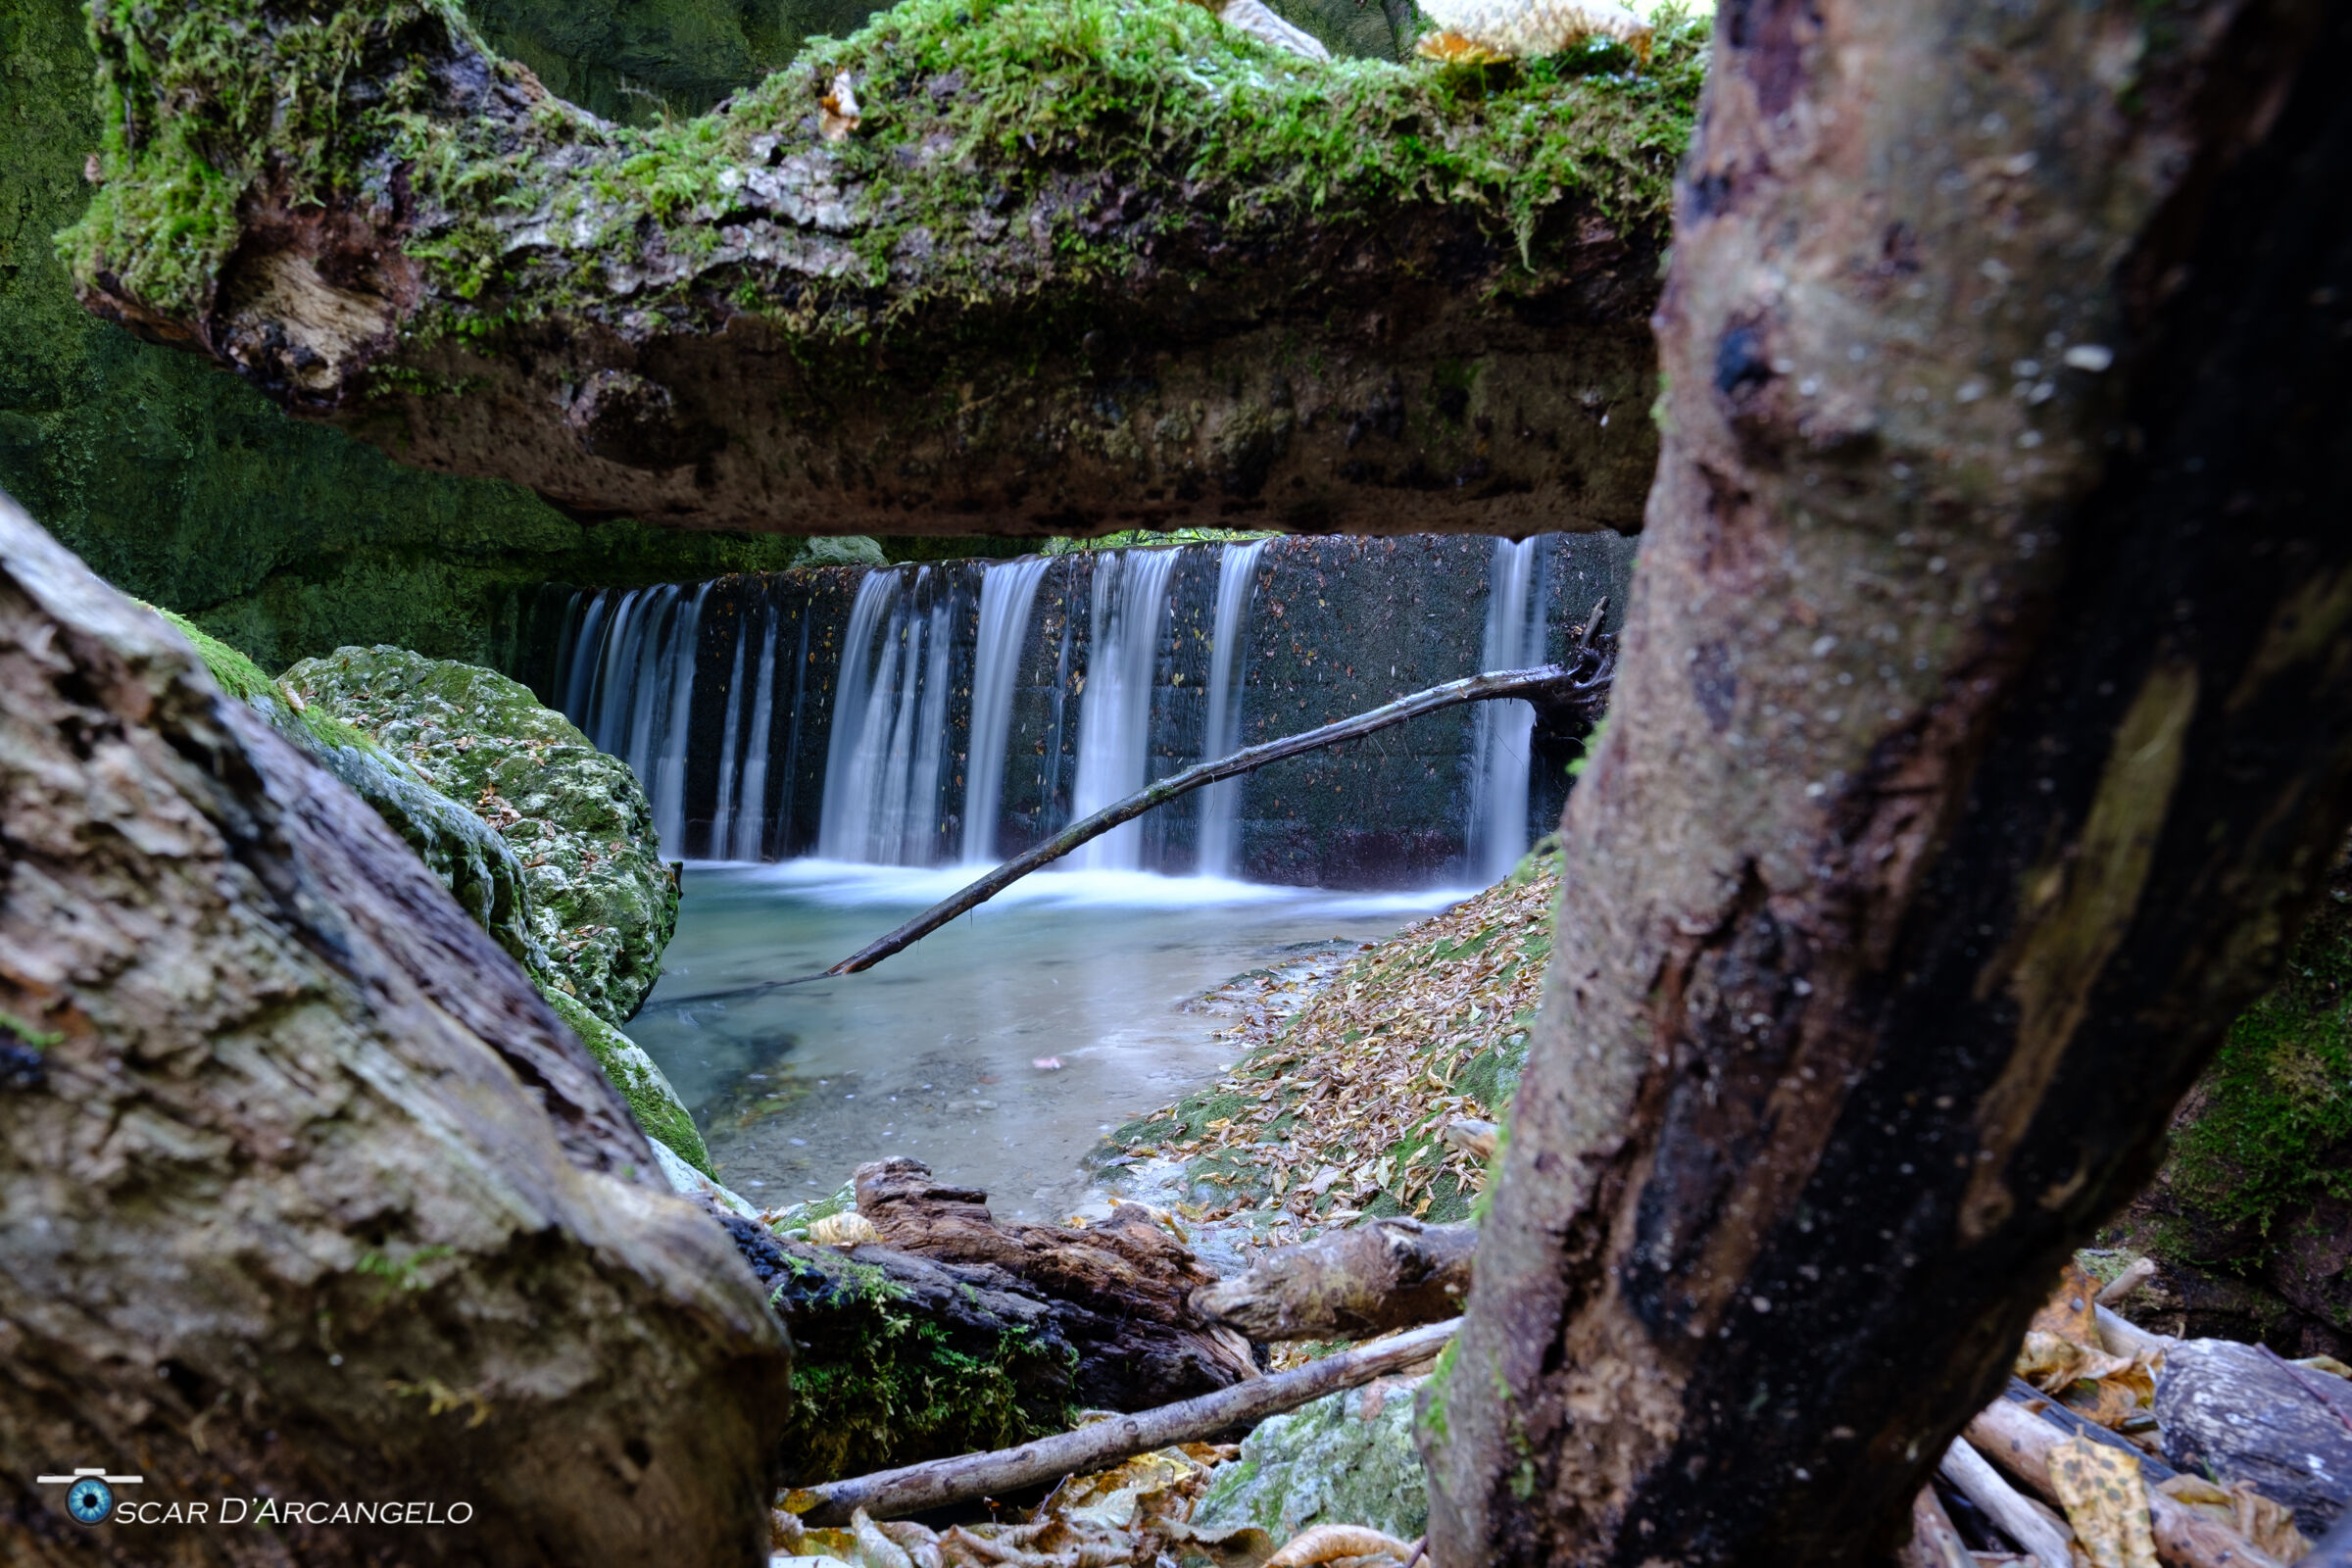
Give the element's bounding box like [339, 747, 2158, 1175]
[1967, 1396, 2285, 1568]
[813, 641, 1610, 980]
[2157, 1340, 2352, 1536]
[1191, 1218, 1475, 1342]
[1938, 1436, 2072, 1568]
[798, 1317, 1460, 1526]
[852, 1159, 1259, 1409]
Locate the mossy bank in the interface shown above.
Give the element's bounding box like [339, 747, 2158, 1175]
[61, 0, 1703, 535]
[0, 0, 875, 672]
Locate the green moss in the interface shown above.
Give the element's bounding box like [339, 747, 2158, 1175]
[2164, 886, 2352, 1249]
[763, 1249, 1076, 1482]
[539, 980, 715, 1175]
[59, 0, 1702, 383]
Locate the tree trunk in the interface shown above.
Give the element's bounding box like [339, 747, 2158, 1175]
[1422, 0, 2352, 1561]
[59, 0, 1693, 538]
[0, 495, 791, 1564]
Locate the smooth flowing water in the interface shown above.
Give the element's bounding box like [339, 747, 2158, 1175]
[631, 862, 1465, 1219]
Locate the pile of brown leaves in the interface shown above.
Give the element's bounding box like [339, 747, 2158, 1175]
[1105, 843, 1560, 1229]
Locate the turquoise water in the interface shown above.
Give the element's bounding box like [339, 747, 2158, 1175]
[630, 861, 1467, 1220]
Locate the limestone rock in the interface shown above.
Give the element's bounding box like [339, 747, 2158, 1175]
[1192, 1375, 1431, 1543]
[281, 646, 681, 1028]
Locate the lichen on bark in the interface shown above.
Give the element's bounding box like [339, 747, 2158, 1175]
[60, 0, 1703, 535]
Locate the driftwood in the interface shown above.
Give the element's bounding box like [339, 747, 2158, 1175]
[1939, 1437, 2072, 1568]
[1968, 1396, 2286, 1568]
[0, 496, 790, 1563]
[1192, 1218, 1476, 1342]
[800, 1318, 1461, 1526]
[2157, 1341, 2352, 1537]
[813, 634, 1611, 981]
[851, 1159, 1258, 1409]
[1899, 1487, 1976, 1568]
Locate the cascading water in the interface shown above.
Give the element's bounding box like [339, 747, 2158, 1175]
[1466, 537, 1548, 884]
[559, 581, 705, 857]
[960, 556, 1053, 864]
[1069, 548, 1181, 871]
[531, 531, 1630, 886]
[817, 571, 957, 865]
[1196, 539, 1269, 879]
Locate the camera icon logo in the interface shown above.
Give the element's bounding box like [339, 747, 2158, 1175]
[36, 1468, 142, 1525]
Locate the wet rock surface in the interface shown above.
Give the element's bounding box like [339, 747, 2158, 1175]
[1192, 1375, 1432, 1543]
[282, 646, 682, 1029]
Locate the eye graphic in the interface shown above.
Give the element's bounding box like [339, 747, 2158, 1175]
[67, 1478, 115, 1525]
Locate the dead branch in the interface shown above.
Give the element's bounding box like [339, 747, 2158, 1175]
[809, 625, 1611, 980]
[1939, 1436, 2073, 1568]
[1966, 1396, 2286, 1568]
[1191, 1218, 1475, 1342]
[1898, 1487, 1975, 1568]
[799, 1317, 1461, 1526]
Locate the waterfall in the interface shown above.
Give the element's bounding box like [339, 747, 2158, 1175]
[709, 616, 749, 858]
[1070, 548, 1180, 871]
[1196, 539, 1269, 879]
[816, 570, 956, 865]
[961, 556, 1053, 864]
[1466, 537, 1547, 884]
[730, 600, 781, 861]
[558, 581, 705, 858]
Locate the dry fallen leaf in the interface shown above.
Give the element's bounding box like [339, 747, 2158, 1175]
[2046, 1436, 2158, 1568]
[819, 71, 861, 140]
[2152, 1476, 2311, 1562]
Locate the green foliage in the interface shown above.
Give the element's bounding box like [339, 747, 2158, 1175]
[2165, 887, 2352, 1247]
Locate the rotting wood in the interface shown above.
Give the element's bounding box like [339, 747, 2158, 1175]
[851, 1158, 1259, 1409]
[799, 1318, 1461, 1526]
[1966, 1398, 2285, 1568]
[1899, 1488, 1976, 1568]
[1191, 1218, 1476, 1341]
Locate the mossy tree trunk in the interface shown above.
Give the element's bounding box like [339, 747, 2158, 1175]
[0, 494, 792, 1565]
[1422, 0, 2352, 1562]
[61, 0, 1696, 538]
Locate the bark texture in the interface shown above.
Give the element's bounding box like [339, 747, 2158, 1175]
[60, 0, 1693, 538]
[853, 1158, 1259, 1410]
[1422, 0, 2352, 1560]
[0, 495, 790, 1564]
[1192, 1218, 1476, 1342]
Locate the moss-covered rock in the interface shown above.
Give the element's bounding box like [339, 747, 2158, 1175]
[154, 612, 716, 1174]
[280, 646, 682, 1029]
[539, 981, 714, 1176]
[0, 0, 869, 671]
[1193, 1377, 1430, 1542]
[2114, 855, 2352, 1351]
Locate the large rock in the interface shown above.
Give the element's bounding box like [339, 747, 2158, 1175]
[1192, 1375, 1432, 1544]
[0, 491, 789, 1564]
[281, 647, 682, 1030]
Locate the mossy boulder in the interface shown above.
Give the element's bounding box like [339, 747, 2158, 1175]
[2113, 855, 2352, 1352]
[155, 614, 715, 1175]
[539, 981, 714, 1176]
[280, 647, 682, 1030]
[1193, 1377, 1431, 1543]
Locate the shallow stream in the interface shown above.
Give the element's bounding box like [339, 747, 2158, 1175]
[631, 862, 1465, 1220]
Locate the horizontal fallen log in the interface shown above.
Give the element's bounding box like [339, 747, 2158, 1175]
[68, 0, 1691, 535]
[2003, 1378, 2179, 1482]
[799, 1317, 1461, 1526]
[1967, 1396, 2286, 1568]
[2157, 1340, 2352, 1536]
[1192, 1218, 1475, 1341]
[815, 651, 1609, 980]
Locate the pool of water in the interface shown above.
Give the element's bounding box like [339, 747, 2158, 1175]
[630, 860, 1469, 1221]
